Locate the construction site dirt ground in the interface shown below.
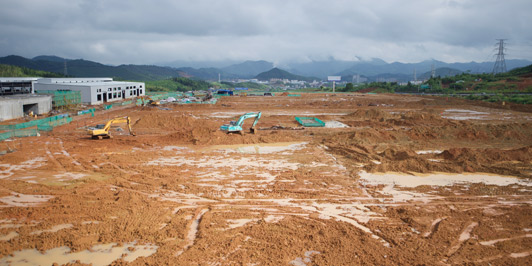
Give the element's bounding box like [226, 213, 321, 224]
[1, 93, 531, 265]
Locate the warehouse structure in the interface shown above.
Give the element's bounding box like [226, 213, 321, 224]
[0, 95, 52, 121]
[0, 77, 39, 96]
[34, 78, 145, 105]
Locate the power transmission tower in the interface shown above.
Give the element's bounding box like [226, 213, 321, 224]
[431, 64, 435, 79]
[492, 39, 507, 74]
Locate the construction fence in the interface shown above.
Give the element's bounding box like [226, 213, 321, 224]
[0, 128, 40, 141]
[35, 90, 82, 107]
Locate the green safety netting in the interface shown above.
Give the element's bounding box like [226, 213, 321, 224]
[77, 108, 95, 116]
[0, 129, 40, 141]
[35, 90, 81, 107]
[37, 117, 72, 131]
[0, 114, 70, 130]
[0, 114, 74, 141]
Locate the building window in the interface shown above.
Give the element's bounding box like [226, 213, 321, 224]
[140, 89, 143, 95]
[113, 93, 117, 98]
[140, 85, 143, 88]
[108, 88, 111, 91]
[97, 94, 102, 101]
[108, 93, 112, 99]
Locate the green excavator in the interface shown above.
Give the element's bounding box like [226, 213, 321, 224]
[220, 112, 261, 134]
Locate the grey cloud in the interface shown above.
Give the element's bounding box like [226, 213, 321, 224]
[0, 0, 531, 65]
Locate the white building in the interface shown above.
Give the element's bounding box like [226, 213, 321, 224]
[33, 78, 145, 105]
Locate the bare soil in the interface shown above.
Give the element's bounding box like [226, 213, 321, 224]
[0, 93, 531, 265]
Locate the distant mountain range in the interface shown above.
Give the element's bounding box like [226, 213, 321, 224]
[255, 68, 317, 82]
[0, 55, 530, 83]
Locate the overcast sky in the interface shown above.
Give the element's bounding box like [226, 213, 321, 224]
[1, 0, 531, 66]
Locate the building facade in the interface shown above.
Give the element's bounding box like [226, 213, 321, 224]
[33, 78, 145, 105]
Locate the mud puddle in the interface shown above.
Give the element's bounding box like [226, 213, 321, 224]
[0, 192, 53, 207]
[325, 121, 349, 128]
[0, 242, 158, 265]
[211, 142, 307, 154]
[0, 157, 47, 178]
[442, 109, 490, 120]
[359, 171, 532, 188]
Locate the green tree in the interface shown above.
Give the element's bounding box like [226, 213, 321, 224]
[345, 83, 354, 91]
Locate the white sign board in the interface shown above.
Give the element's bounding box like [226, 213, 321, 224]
[328, 76, 341, 81]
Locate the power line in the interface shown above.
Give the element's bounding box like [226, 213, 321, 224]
[492, 39, 507, 74]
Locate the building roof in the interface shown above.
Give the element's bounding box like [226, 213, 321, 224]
[37, 78, 113, 84]
[0, 94, 51, 101]
[36, 81, 144, 87]
[0, 77, 40, 82]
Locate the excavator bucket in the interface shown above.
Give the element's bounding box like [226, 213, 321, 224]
[250, 127, 256, 134]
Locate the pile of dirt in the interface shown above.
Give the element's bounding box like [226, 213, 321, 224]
[134, 113, 198, 131]
[441, 146, 532, 163]
[345, 109, 394, 120]
[379, 149, 418, 161]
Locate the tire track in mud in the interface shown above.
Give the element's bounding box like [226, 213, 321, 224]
[57, 139, 85, 170]
[176, 208, 209, 256]
[423, 217, 446, 238]
[445, 222, 478, 260]
[45, 141, 66, 171]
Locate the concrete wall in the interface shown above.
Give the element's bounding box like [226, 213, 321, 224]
[0, 95, 52, 121]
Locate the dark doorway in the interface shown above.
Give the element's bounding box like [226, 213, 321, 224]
[23, 103, 38, 115]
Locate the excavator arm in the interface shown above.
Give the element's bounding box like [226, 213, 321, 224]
[220, 112, 261, 134]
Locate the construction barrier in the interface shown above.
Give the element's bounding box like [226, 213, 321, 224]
[0, 114, 74, 141]
[120, 100, 133, 106]
[0, 128, 40, 141]
[0, 114, 69, 130]
[36, 90, 81, 107]
[37, 117, 73, 131]
[77, 108, 95, 116]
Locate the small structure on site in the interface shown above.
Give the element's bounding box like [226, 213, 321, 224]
[0, 95, 52, 121]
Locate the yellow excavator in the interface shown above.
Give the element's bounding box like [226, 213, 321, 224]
[140, 96, 160, 106]
[88, 116, 135, 139]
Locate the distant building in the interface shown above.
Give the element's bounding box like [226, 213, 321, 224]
[34, 78, 145, 105]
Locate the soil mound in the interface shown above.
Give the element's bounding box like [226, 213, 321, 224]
[134, 113, 197, 131]
[346, 109, 393, 120]
[442, 146, 532, 163]
[379, 149, 417, 161]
